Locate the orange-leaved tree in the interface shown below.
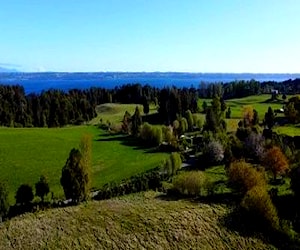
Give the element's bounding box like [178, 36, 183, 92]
[263, 146, 289, 180]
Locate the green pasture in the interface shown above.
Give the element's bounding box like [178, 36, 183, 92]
[90, 103, 157, 125]
[0, 126, 168, 203]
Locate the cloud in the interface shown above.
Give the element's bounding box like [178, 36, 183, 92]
[0, 63, 21, 68]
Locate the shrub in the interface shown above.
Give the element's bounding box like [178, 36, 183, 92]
[15, 184, 34, 205]
[173, 171, 208, 196]
[162, 125, 174, 144]
[228, 160, 266, 194]
[241, 185, 279, 230]
[204, 140, 224, 164]
[140, 123, 163, 146]
[170, 152, 182, 175]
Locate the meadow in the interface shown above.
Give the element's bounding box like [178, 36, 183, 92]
[0, 191, 276, 250]
[0, 120, 168, 203]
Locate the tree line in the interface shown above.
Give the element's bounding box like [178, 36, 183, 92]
[2, 78, 299, 128]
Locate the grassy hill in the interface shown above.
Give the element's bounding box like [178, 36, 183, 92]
[0, 125, 168, 203]
[0, 191, 276, 250]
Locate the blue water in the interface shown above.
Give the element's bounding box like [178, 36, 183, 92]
[0, 72, 299, 94]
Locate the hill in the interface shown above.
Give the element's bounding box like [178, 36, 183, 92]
[0, 191, 276, 250]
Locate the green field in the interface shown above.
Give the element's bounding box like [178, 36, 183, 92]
[91, 103, 157, 125]
[0, 125, 168, 203]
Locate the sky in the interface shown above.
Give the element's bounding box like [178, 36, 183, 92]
[0, 0, 299, 73]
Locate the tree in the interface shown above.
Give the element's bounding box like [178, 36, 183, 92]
[225, 107, 231, 118]
[204, 96, 226, 133]
[202, 101, 208, 113]
[0, 182, 9, 220]
[204, 140, 224, 164]
[264, 107, 275, 129]
[184, 110, 194, 131]
[122, 111, 131, 134]
[241, 185, 279, 230]
[35, 175, 50, 202]
[60, 148, 89, 203]
[282, 93, 287, 100]
[252, 109, 259, 125]
[263, 146, 289, 180]
[285, 102, 298, 123]
[131, 106, 142, 136]
[142, 98, 150, 115]
[228, 160, 266, 194]
[15, 184, 34, 205]
[245, 132, 265, 161]
[242, 106, 254, 127]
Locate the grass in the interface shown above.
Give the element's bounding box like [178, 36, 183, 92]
[274, 125, 300, 137]
[0, 125, 168, 203]
[225, 95, 285, 120]
[0, 191, 276, 250]
[90, 103, 158, 125]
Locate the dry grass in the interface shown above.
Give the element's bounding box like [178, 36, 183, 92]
[0, 191, 276, 250]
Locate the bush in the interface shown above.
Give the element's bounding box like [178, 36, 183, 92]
[15, 184, 34, 205]
[241, 185, 279, 230]
[173, 171, 209, 196]
[228, 160, 266, 194]
[140, 123, 162, 146]
[203, 140, 224, 164]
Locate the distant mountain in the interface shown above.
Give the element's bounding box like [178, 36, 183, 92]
[0, 67, 18, 72]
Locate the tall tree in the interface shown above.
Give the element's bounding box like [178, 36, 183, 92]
[131, 106, 142, 137]
[264, 107, 275, 129]
[60, 148, 90, 203]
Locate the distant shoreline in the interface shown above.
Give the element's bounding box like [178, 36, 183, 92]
[1, 72, 299, 94]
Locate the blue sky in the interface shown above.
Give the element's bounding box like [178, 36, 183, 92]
[0, 0, 299, 72]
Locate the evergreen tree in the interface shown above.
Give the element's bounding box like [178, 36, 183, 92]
[131, 106, 142, 137]
[60, 148, 90, 203]
[264, 107, 275, 129]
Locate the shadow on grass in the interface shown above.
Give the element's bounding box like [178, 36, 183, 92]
[96, 133, 160, 153]
[261, 98, 286, 104]
[220, 207, 300, 250]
